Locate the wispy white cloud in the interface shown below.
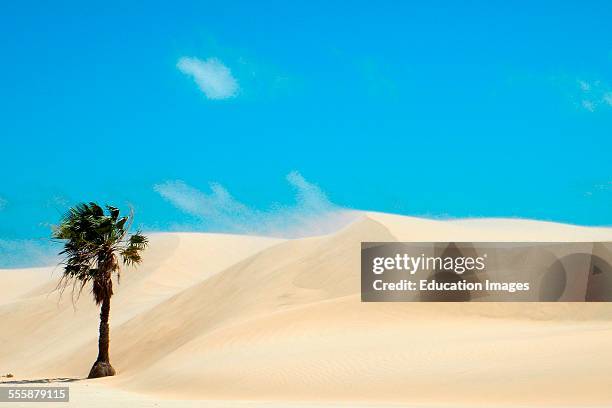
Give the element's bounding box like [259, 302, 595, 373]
[575, 78, 612, 112]
[154, 172, 358, 238]
[582, 99, 595, 112]
[0, 239, 59, 268]
[177, 57, 239, 100]
[0, 197, 6, 210]
[154, 180, 252, 232]
[578, 80, 591, 91]
[584, 180, 612, 198]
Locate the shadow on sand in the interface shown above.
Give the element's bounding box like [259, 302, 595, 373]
[0, 377, 81, 385]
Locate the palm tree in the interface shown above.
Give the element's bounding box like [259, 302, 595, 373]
[52, 202, 148, 378]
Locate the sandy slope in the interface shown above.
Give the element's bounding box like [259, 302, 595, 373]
[2, 213, 612, 407]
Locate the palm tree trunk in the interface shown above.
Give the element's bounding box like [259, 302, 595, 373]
[96, 296, 111, 363]
[88, 296, 116, 378]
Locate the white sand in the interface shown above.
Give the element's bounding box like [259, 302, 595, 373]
[1, 212, 612, 407]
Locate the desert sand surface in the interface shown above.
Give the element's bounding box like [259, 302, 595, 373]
[2, 212, 612, 407]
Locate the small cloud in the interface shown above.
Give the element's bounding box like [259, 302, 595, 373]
[582, 100, 595, 112]
[177, 57, 239, 100]
[575, 78, 612, 112]
[0, 197, 6, 210]
[585, 181, 612, 198]
[595, 181, 612, 191]
[154, 172, 357, 238]
[578, 80, 591, 91]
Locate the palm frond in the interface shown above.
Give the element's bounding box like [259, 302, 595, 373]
[120, 232, 148, 266]
[53, 202, 148, 303]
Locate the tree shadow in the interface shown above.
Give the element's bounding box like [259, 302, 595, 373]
[0, 377, 81, 384]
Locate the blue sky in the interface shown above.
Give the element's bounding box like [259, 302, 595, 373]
[1, 1, 612, 266]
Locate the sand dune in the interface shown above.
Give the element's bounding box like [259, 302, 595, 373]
[2, 212, 612, 406]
